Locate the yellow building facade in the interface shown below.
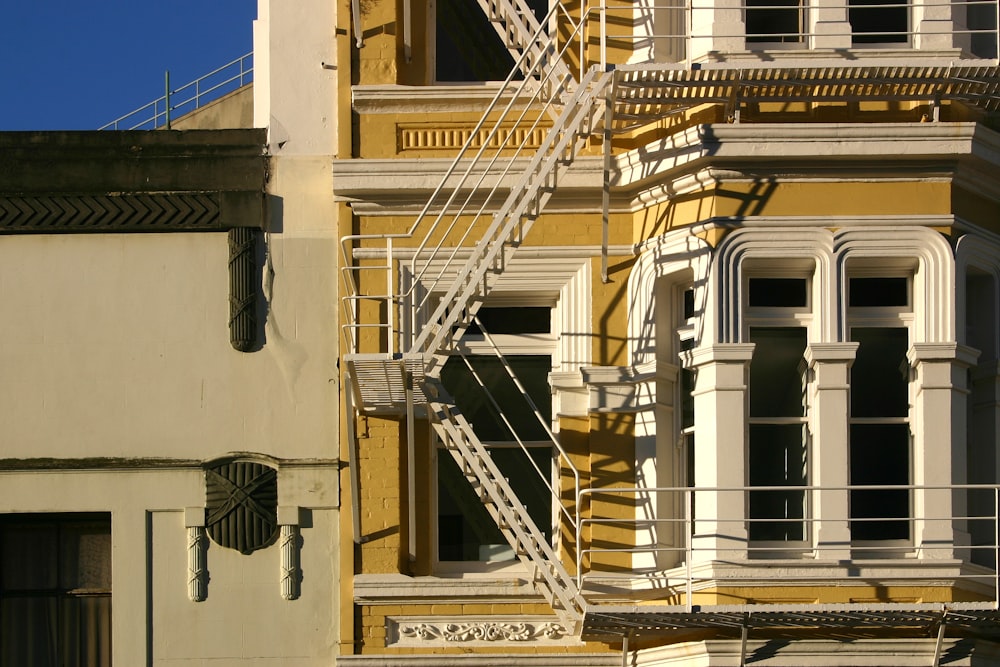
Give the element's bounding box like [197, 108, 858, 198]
[332, 0, 1000, 664]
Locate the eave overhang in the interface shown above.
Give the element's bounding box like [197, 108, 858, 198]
[0, 129, 268, 233]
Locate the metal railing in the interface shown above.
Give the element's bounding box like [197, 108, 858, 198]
[99, 52, 253, 131]
[576, 483, 1000, 610]
[584, 0, 999, 69]
[339, 2, 591, 357]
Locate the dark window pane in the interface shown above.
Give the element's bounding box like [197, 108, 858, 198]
[0, 514, 111, 667]
[850, 423, 910, 540]
[749, 424, 807, 541]
[438, 447, 551, 561]
[749, 327, 807, 417]
[748, 278, 807, 308]
[746, 0, 802, 42]
[466, 307, 551, 336]
[1, 524, 58, 590]
[436, 0, 515, 81]
[850, 0, 908, 43]
[683, 289, 695, 320]
[441, 355, 551, 441]
[681, 368, 695, 429]
[1, 597, 59, 666]
[849, 277, 908, 306]
[851, 327, 908, 417]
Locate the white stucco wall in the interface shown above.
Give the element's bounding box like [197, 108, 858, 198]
[254, 0, 338, 155]
[0, 229, 335, 461]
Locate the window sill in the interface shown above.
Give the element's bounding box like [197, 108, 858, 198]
[354, 573, 542, 603]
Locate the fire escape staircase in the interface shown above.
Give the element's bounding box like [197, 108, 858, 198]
[343, 0, 604, 632]
[413, 66, 607, 630]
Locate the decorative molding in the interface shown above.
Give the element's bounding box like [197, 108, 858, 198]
[205, 460, 278, 554]
[399, 124, 547, 152]
[0, 193, 222, 233]
[388, 617, 578, 647]
[278, 506, 301, 601]
[338, 654, 618, 666]
[184, 507, 207, 602]
[228, 227, 259, 352]
[352, 84, 513, 114]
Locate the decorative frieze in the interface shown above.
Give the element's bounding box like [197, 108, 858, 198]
[399, 125, 547, 152]
[388, 617, 577, 647]
[0, 193, 222, 232]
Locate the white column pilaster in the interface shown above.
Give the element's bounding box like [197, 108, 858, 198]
[908, 343, 979, 559]
[809, 0, 852, 48]
[690, 344, 755, 562]
[806, 343, 858, 560]
[688, 0, 746, 60]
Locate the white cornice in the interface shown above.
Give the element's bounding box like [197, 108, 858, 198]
[333, 122, 1000, 213]
[353, 83, 516, 114]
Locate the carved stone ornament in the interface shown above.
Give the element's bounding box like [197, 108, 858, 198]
[396, 620, 568, 645]
[205, 460, 278, 554]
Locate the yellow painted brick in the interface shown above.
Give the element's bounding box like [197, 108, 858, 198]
[460, 604, 493, 614]
[399, 604, 431, 615]
[430, 604, 464, 615]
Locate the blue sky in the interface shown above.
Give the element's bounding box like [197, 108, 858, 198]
[0, 1, 257, 130]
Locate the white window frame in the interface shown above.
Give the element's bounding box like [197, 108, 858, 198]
[845, 263, 916, 555]
[432, 299, 560, 574]
[742, 264, 815, 556]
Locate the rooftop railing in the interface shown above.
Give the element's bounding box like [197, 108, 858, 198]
[99, 52, 253, 131]
[582, 0, 999, 69]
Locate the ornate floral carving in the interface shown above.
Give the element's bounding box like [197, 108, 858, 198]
[398, 621, 566, 643]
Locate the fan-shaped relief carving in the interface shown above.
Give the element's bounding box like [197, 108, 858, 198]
[205, 460, 279, 554]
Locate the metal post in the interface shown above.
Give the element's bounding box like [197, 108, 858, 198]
[405, 363, 417, 564]
[932, 611, 947, 667]
[995, 486, 999, 609]
[346, 372, 363, 545]
[739, 614, 750, 667]
[601, 74, 613, 284]
[387, 238, 395, 355]
[403, 0, 413, 62]
[600, 2, 607, 69]
[685, 489, 693, 612]
[164, 70, 171, 130]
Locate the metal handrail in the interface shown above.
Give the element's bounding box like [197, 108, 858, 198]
[99, 52, 253, 130]
[576, 482, 1000, 609]
[339, 1, 590, 356]
[453, 314, 582, 527]
[585, 0, 1000, 69]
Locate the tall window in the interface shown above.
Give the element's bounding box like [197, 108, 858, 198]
[965, 270, 997, 566]
[746, 278, 810, 547]
[434, 0, 549, 82]
[849, 0, 909, 44]
[436, 306, 555, 566]
[745, 0, 803, 43]
[848, 276, 911, 545]
[0, 514, 112, 667]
